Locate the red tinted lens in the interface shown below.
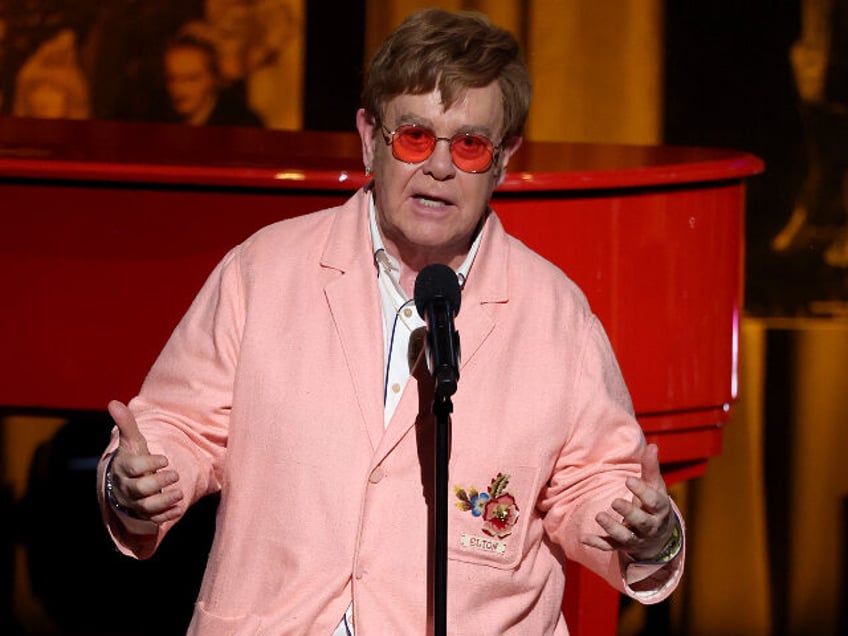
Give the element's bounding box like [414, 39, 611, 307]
[449, 133, 494, 172]
[388, 125, 495, 173]
[392, 126, 436, 163]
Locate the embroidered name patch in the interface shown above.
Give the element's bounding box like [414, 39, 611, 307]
[461, 533, 507, 554]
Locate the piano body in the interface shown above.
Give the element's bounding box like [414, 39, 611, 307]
[0, 118, 762, 634]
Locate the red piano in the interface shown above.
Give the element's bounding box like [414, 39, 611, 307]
[0, 117, 763, 634]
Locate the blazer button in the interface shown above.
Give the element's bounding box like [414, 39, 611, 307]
[369, 467, 385, 483]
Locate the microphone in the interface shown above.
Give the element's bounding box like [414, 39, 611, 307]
[414, 264, 462, 398]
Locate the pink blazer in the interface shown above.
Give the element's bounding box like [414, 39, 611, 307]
[98, 188, 683, 634]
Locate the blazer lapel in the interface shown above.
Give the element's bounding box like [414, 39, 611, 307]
[321, 191, 386, 449]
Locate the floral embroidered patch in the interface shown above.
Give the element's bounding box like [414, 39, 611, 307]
[454, 473, 520, 539]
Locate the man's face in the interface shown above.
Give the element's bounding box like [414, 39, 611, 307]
[164, 46, 217, 121]
[357, 83, 521, 271]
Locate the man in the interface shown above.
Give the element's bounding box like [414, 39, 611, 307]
[162, 28, 262, 127]
[98, 9, 684, 634]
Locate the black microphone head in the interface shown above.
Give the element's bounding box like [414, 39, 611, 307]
[413, 263, 461, 319]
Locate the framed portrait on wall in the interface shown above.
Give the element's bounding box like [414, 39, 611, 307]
[0, 0, 305, 130]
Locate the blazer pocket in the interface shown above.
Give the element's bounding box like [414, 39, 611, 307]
[189, 602, 263, 635]
[447, 465, 540, 570]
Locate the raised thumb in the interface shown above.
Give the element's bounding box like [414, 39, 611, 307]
[107, 399, 150, 456]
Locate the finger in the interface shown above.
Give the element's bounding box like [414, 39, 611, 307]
[626, 484, 670, 522]
[594, 510, 637, 549]
[108, 400, 150, 456]
[611, 497, 648, 526]
[625, 446, 668, 511]
[123, 490, 184, 526]
[114, 469, 183, 522]
[612, 496, 665, 540]
[139, 488, 185, 522]
[625, 477, 669, 515]
[150, 505, 184, 525]
[125, 469, 180, 499]
[595, 508, 669, 559]
[639, 443, 662, 489]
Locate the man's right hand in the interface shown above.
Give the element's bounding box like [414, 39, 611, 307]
[106, 400, 184, 524]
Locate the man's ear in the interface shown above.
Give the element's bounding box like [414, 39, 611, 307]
[356, 108, 377, 173]
[495, 136, 523, 186]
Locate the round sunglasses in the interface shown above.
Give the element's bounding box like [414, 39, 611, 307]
[380, 124, 501, 174]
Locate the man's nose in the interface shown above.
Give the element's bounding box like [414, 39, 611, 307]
[423, 138, 456, 179]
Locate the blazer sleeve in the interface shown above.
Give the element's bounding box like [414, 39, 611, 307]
[96, 245, 245, 559]
[538, 314, 685, 604]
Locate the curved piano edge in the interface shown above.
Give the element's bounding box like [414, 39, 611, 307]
[0, 117, 764, 194]
[500, 159, 764, 192]
[0, 157, 369, 192]
[501, 142, 764, 192]
[639, 404, 730, 485]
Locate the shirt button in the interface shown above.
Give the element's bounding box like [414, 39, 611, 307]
[355, 565, 365, 579]
[391, 383, 401, 394]
[369, 467, 385, 483]
[403, 308, 413, 318]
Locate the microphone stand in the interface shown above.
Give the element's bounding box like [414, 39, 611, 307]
[432, 391, 452, 636]
[413, 263, 460, 636]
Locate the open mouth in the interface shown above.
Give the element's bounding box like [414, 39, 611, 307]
[414, 194, 452, 208]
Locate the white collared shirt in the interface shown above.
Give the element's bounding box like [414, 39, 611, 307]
[369, 194, 481, 425]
